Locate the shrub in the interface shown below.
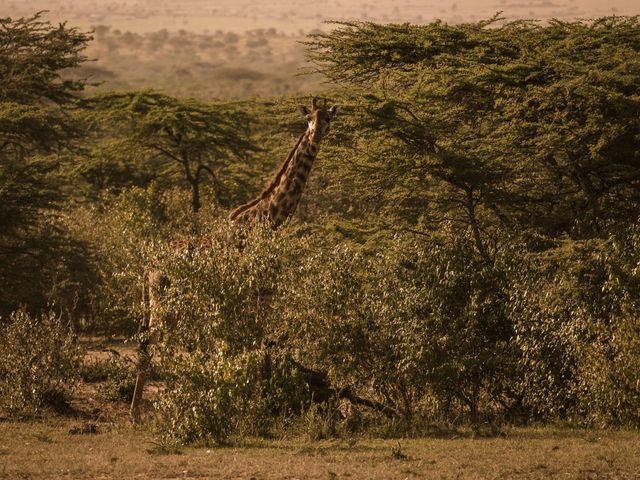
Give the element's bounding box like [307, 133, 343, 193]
[572, 227, 640, 426]
[144, 217, 640, 438]
[96, 354, 137, 403]
[151, 221, 313, 443]
[0, 309, 82, 417]
[155, 345, 261, 445]
[507, 225, 640, 425]
[67, 185, 203, 334]
[276, 237, 514, 425]
[155, 219, 294, 354]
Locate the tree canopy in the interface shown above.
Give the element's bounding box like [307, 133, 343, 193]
[0, 13, 93, 315]
[85, 91, 259, 212]
[306, 17, 640, 258]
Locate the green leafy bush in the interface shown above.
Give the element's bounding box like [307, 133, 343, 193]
[96, 354, 137, 403]
[66, 185, 211, 334]
[155, 345, 261, 445]
[0, 309, 82, 417]
[150, 221, 313, 442]
[276, 237, 514, 425]
[154, 219, 294, 354]
[507, 225, 640, 426]
[571, 227, 640, 426]
[142, 219, 640, 438]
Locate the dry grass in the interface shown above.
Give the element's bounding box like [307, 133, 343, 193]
[3, 339, 638, 479]
[0, 420, 639, 479]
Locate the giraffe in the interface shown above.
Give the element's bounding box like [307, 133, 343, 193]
[129, 98, 340, 422]
[229, 97, 339, 226]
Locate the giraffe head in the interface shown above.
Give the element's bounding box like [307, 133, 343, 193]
[298, 98, 340, 142]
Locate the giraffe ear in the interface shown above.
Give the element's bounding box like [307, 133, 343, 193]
[298, 105, 311, 117]
[328, 105, 340, 117]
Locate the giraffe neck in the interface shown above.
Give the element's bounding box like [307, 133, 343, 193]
[229, 126, 325, 227]
[268, 128, 321, 226]
[228, 131, 305, 222]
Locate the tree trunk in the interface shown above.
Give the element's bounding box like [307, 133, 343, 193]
[191, 180, 201, 213]
[470, 383, 479, 426]
[465, 187, 491, 264]
[287, 358, 400, 418]
[130, 274, 151, 424]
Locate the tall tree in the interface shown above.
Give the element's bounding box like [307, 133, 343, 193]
[0, 13, 93, 316]
[87, 91, 259, 213]
[305, 17, 640, 255]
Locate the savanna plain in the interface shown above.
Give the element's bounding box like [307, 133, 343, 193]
[2, 1, 640, 479]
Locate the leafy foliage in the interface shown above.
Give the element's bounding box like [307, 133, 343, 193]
[275, 236, 515, 424]
[84, 91, 260, 212]
[155, 346, 261, 445]
[0, 13, 94, 317]
[0, 309, 82, 418]
[508, 226, 640, 424]
[96, 354, 137, 403]
[306, 17, 640, 251]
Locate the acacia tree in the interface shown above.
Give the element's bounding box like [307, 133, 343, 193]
[1, 13, 90, 236]
[88, 91, 259, 213]
[501, 17, 640, 234]
[306, 16, 640, 254]
[0, 13, 94, 316]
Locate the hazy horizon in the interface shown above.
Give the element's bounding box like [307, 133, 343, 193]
[1, 0, 638, 35]
[2, 0, 638, 100]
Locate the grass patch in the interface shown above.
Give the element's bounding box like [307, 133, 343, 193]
[1, 420, 639, 479]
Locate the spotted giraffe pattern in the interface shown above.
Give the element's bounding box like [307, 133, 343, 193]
[230, 98, 339, 227]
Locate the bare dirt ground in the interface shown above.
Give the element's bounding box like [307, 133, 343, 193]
[1, 420, 639, 479]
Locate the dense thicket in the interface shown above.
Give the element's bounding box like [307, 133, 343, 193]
[1, 14, 639, 438]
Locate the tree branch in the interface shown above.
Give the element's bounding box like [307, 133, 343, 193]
[151, 144, 182, 163]
[338, 386, 400, 418]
